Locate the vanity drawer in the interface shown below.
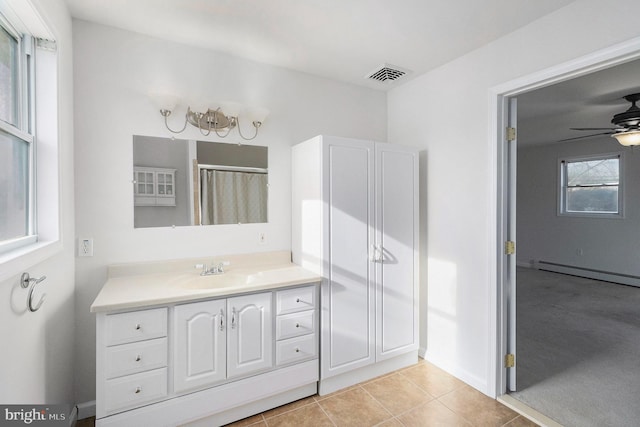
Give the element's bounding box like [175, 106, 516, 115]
[103, 367, 168, 415]
[276, 334, 317, 366]
[105, 308, 167, 346]
[276, 286, 316, 315]
[105, 338, 167, 379]
[276, 311, 315, 340]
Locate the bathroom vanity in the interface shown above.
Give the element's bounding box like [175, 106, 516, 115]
[91, 251, 320, 427]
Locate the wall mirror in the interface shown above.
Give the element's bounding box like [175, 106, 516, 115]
[133, 135, 268, 228]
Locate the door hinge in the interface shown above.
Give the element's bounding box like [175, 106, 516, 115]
[504, 240, 515, 255]
[506, 127, 516, 141]
[505, 353, 515, 368]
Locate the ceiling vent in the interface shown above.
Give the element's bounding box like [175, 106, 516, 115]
[366, 64, 411, 84]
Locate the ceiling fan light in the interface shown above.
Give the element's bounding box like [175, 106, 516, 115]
[612, 130, 640, 146]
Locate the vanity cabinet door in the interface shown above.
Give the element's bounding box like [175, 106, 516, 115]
[227, 293, 273, 378]
[173, 299, 227, 394]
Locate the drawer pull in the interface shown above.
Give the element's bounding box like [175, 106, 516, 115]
[295, 323, 300, 328]
[135, 324, 141, 330]
[231, 307, 236, 329]
[296, 298, 300, 303]
[135, 387, 141, 394]
[295, 348, 300, 353]
[135, 355, 141, 362]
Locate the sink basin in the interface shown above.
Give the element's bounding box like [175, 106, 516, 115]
[180, 273, 249, 290]
[245, 267, 307, 284]
[175, 266, 319, 291]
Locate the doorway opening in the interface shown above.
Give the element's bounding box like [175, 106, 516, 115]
[493, 37, 640, 425]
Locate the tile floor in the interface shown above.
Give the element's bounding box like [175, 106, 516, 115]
[79, 360, 539, 427]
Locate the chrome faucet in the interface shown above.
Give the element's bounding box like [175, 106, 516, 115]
[196, 261, 230, 276]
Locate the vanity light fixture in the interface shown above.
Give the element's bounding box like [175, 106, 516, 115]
[153, 94, 269, 141]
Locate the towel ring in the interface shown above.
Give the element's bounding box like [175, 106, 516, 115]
[20, 272, 47, 312]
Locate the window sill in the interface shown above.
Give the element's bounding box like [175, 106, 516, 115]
[0, 239, 62, 283]
[558, 212, 624, 220]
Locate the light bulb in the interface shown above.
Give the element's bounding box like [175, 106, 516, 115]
[612, 130, 640, 146]
[150, 93, 179, 112]
[247, 106, 270, 124]
[221, 102, 243, 118]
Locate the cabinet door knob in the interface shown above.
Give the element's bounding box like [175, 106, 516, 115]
[295, 348, 300, 353]
[135, 387, 141, 394]
[295, 323, 300, 328]
[296, 298, 300, 303]
[135, 355, 141, 362]
[135, 324, 141, 330]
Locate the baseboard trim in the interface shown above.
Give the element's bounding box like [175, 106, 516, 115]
[318, 351, 418, 395]
[418, 347, 427, 359]
[536, 260, 640, 288]
[77, 400, 96, 420]
[517, 261, 534, 268]
[498, 394, 563, 427]
[423, 350, 488, 396]
[68, 405, 78, 427]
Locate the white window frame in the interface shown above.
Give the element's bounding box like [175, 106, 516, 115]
[0, 14, 37, 255]
[558, 152, 624, 219]
[0, 2, 61, 282]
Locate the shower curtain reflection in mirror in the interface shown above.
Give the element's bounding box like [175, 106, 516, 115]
[200, 167, 268, 224]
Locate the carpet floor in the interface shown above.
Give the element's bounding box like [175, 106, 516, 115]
[510, 267, 640, 427]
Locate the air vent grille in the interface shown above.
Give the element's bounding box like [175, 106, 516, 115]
[366, 64, 411, 83]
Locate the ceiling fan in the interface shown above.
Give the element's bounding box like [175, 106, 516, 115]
[561, 93, 640, 145]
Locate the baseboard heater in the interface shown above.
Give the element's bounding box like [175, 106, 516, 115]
[535, 261, 640, 288]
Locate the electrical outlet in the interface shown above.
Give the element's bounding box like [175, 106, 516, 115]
[258, 232, 266, 245]
[79, 238, 94, 257]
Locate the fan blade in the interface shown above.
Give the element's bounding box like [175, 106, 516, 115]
[558, 131, 614, 142]
[570, 127, 618, 131]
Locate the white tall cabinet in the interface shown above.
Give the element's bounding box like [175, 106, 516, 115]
[292, 135, 418, 394]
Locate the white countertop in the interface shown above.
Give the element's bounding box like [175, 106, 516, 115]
[90, 251, 322, 313]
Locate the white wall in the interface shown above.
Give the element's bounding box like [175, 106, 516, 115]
[387, 0, 640, 396]
[73, 20, 387, 403]
[517, 138, 640, 276]
[0, 0, 75, 405]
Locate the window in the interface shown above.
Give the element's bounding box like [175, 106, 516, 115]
[0, 14, 36, 254]
[559, 154, 622, 217]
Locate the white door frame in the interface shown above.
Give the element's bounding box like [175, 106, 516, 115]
[489, 36, 640, 398]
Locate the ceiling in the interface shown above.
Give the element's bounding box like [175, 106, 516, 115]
[517, 58, 640, 146]
[64, 0, 637, 143]
[64, 0, 575, 90]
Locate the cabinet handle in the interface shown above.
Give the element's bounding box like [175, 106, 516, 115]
[135, 387, 141, 394]
[295, 323, 300, 328]
[231, 307, 236, 329]
[135, 355, 141, 362]
[296, 298, 300, 303]
[370, 245, 383, 263]
[219, 309, 224, 331]
[295, 348, 300, 353]
[135, 324, 141, 330]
